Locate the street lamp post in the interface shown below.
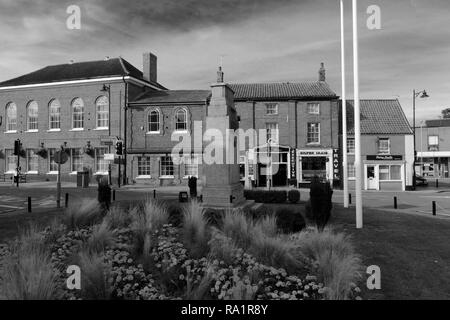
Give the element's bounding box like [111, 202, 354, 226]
[412, 89, 429, 190]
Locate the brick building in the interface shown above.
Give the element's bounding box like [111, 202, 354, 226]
[0, 53, 165, 184]
[415, 119, 450, 178]
[342, 100, 414, 191]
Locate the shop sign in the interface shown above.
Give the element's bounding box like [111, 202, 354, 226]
[298, 150, 330, 156]
[290, 149, 296, 178]
[333, 148, 340, 180]
[367, 155, 403, 161]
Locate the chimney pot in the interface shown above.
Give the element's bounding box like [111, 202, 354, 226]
[319, 62, 326, 81]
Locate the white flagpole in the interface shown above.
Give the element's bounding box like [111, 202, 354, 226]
[352, 0, 363, 228]
[340, 0, 349, 208]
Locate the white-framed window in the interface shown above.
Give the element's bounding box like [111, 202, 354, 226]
[6, 102, 17, 132]
[428, 135, 439, 151]
[184, 155, 199, 177]
[49, 99, 61, 130]
[96, 96, 109, 129]
[160, 156, 174, 177]
[72, 98, 84, 129]
[378, 138, 390, 154]
[137, 156, 151, 177]
[71, 148, 83, 172]
[307, 122, 320, 144]
[266, 123, 279, 143]
[148, 109, 160, 133]
[48, 148, 58, 172]
[26, 149, 39, 173]
[27, 101, 38, 131]
[175, 109, 187, 131]
[266, 103, 278, 115]
[379, 164, 401, 181]
[348, 162, 355, 179]
[95, 147, 109, 174]
[347, 138, 355, 154]
[307, 103, 320, 114]
[5, 149, 16, 173]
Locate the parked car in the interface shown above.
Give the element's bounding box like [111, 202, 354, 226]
[415, 174, 428, 186]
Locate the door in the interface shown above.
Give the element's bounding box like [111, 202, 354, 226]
[367, 165, 378, 190]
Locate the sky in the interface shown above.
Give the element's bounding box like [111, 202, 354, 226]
[0, 0, 449, 122]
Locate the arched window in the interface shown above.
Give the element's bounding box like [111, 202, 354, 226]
[148, 109, 160, 133]
[175, 109, 187, 131]
[96, 96, 109, 129]
[27, 101, 38, 131]
[6, 102, 17, 131]
[49, 99, 61, 130]
[72, 98, 84, 129]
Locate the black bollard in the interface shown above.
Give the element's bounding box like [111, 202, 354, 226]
[153, 189, 156, 199]
[349, 193, 352, 205]
[28, 197, 31, 213]
[394, 196, 397, 209]
[432, 201, 436, 216]
[65, 193, 69, 208]
[436, 179, 439, 188]
[113, 189, 116, 201]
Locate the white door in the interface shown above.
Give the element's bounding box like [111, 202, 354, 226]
[367, 165, 378, 190]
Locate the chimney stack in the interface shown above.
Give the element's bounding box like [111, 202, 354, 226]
[143, 52, 157, 83]
[318, 62, 326, 82]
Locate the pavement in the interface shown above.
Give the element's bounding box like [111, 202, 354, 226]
[1, 180, 450, 219]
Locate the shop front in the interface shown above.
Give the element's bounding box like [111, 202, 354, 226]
[297, 149, 334, 187]
[363, 155, 405, 191]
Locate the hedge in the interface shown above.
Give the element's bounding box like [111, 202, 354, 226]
[244, 190, 287, 203]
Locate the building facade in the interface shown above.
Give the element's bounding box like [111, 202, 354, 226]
[342, 100, 414, 191]
[0, 53, 165, 184]
[415, 119, 450, 178]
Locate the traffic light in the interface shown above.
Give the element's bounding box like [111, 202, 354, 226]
[14, 139, 21, 156]
[115, 140, 123, 155]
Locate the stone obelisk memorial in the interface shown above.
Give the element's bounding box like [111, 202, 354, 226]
[202, 67, 245, 208]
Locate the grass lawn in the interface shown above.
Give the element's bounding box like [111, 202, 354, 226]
[266, 201, 450, 300]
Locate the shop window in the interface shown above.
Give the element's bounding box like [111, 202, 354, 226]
[138, 156, 151, 177]
[27, 149, 39, 173]
[184, 155, 198, 177]
[266, 103, 278, 115]
[428, 135, 439, 151]
[266, 123, 279, 143]
[379, 165, 390, 180]
[95, 147, 109, 174]
[5, 149, 16, 173]
[347, 138, 355, 154]
[307, 123, 320, 144]
[378, 138, 390, 154]
[379, 164, 401, 181]
[71, 148, 83, 172]
[160, 156, 174, 177]
[307, 103, 320, 114]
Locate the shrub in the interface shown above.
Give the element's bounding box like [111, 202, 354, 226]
[142, 198, 169, 232]
[85, 221, 115, 254]
[244, 190, 287, 203]
[0, 225, 60, 300]
[208, 229, 240, 265]
[309, 177, 333, 231]
[221, 209, 253, 249]
[293, 228, 362, 300]
[63, 198, 102, 230]
[275, 207, 306, 233]
[182, 200, 209, 258]
[288, 189, 300, 203]
[76, 250, 113, 300]
[305, 200, 313, 221]
[105, 206, 132, 229]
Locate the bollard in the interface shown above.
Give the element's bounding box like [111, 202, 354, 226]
[230, 195, 235, 204]
[394, 196, 397, 209]
[65, 193, 69, 208]
[349, 193, 352, 205]
[153, 189, 156, 199]
[436, 179, 439, 188]
[28, 197, 31, 213]
[113, 189, 116, 201]
[432, 201, 436, 216]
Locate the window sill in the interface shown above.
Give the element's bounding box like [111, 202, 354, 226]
[26, 130, 38, 133]
[47, 129, 61, 132]
[94, 172, 108, 175]
[174, 130, 188, 134]
[26, 171, 38, 175]
[5, 171, 16, 174]
[70, 128, 84, 131]
[93, 127, 108, 131]
[182, 175, 198, 179]
[306, 142, 321, 146]
[146, 131, 161, 135]
[47, 171, 58, 175]
[159, 175, 174, 179]
[4, 130, 17, 134]
[136, 175, 151, 179]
